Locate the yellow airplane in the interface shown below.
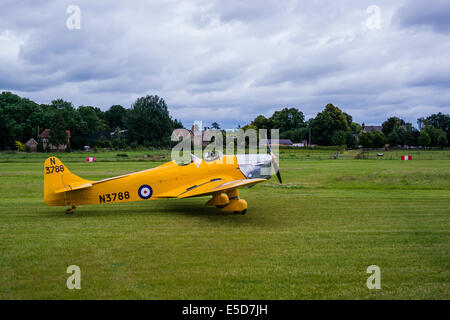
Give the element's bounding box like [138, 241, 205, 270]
[44, 150, 282, 215]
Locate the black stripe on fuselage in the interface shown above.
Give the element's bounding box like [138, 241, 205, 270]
[177, 178, 223, 197]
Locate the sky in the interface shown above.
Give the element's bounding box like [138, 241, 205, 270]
[0, 0, 449, 129]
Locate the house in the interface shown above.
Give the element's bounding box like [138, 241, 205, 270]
[259, 139, 293, 146]
[172, 128, 193, 140]
[25, 138, 38, 152]
[355, 123, 383, 142]
[38, 128, 71, 151]
[277, 139, 293, 146]
[361, 123, 383, 133]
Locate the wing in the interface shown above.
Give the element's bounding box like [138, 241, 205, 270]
[156, 178, 266, 199]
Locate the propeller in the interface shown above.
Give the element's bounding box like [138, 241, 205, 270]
[267, 139, 282, 184]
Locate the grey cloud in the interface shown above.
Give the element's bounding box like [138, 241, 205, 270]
[394, 0, 450, 33]
[212, 0, 283, 23]
[407, 61, 450, 88]
[0, 0, 449, 129]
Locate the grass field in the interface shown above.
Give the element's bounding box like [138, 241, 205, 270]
[0, 150, 449, 299]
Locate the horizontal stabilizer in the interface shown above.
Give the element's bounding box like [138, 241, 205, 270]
[54, 182, 93, 194]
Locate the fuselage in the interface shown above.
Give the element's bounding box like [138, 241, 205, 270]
[45, 154, 273, 207]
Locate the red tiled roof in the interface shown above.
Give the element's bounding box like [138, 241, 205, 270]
[39, 129, 71, 139]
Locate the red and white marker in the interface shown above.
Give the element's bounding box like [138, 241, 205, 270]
[85, 157, 96, 162]
[401, 155, 412, 160]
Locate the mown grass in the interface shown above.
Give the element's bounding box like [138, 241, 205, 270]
[1, 147, 449, 163]
[0, 151, 449, 299]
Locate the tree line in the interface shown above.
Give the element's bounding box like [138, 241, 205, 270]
[244, 104, 449, 148]
[0, 92, 182, 150]
[1, 90, 448, 151]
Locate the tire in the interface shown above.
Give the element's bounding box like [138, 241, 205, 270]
[233, 209, 247, 215]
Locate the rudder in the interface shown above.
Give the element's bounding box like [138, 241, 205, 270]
[43, 157, 88, 206]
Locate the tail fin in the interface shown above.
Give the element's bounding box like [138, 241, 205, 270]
[43, 157, 89, 206]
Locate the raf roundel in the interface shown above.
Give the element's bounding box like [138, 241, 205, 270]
[138, 185, 153, 199]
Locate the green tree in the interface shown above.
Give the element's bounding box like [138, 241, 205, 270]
[123, 95, 175, 147]
[386, 130, 400, 146]
[211, 122, 220, 130]
[173, 119, 184, 129]
[36, 138, 44, 152]
[95, 136, 113, 149]
[49, 99, 88, 150]
[371, 131, 386, 148]
[358, 130, 385, 148]
[280, 128, 307, 143]
[424, 112, 450, 140]
[437, 132, 448, 148]
[382, 117, 405, 136]
[78, 106, 105, 134]
[404, 124, 419, 146]
[0, 91, 44, 149]
[251, 115, 272, 130]
[310, 104, 349, 145]
[350, 122, 362, 133]
[423, 125, 446, 146]
[344, 131, 357, 148]
[358, 132, 372, 148]
[105, 105, 127, 129]
[270, 107, 304, 132]
[49, 112, 68, 151]
[112, 127, 123, 149]
[242, 124, 257, 131]
[343, 113, 353, 127]
[418, 130, 431, 146]
[331, 130, 345, 146]
[15, 141, 26, 151]
[394, 126, 407, 145]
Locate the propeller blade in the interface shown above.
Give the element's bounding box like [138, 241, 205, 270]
[267, 139, 272, 153]
[270, 154, 282, 184]
[276, 170, 282, 184]
[267, 138, 282, 184]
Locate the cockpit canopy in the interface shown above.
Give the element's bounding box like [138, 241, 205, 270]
[236, 154, 273, 179]
[177, 151, 223, 166]
[203, 151, 223, 162]
[176, 152, 274, 181]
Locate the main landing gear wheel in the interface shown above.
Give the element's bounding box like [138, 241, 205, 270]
[233, 209, 247, 215]
[65, 206, 76, 215]
[216, 205, 227, 208]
